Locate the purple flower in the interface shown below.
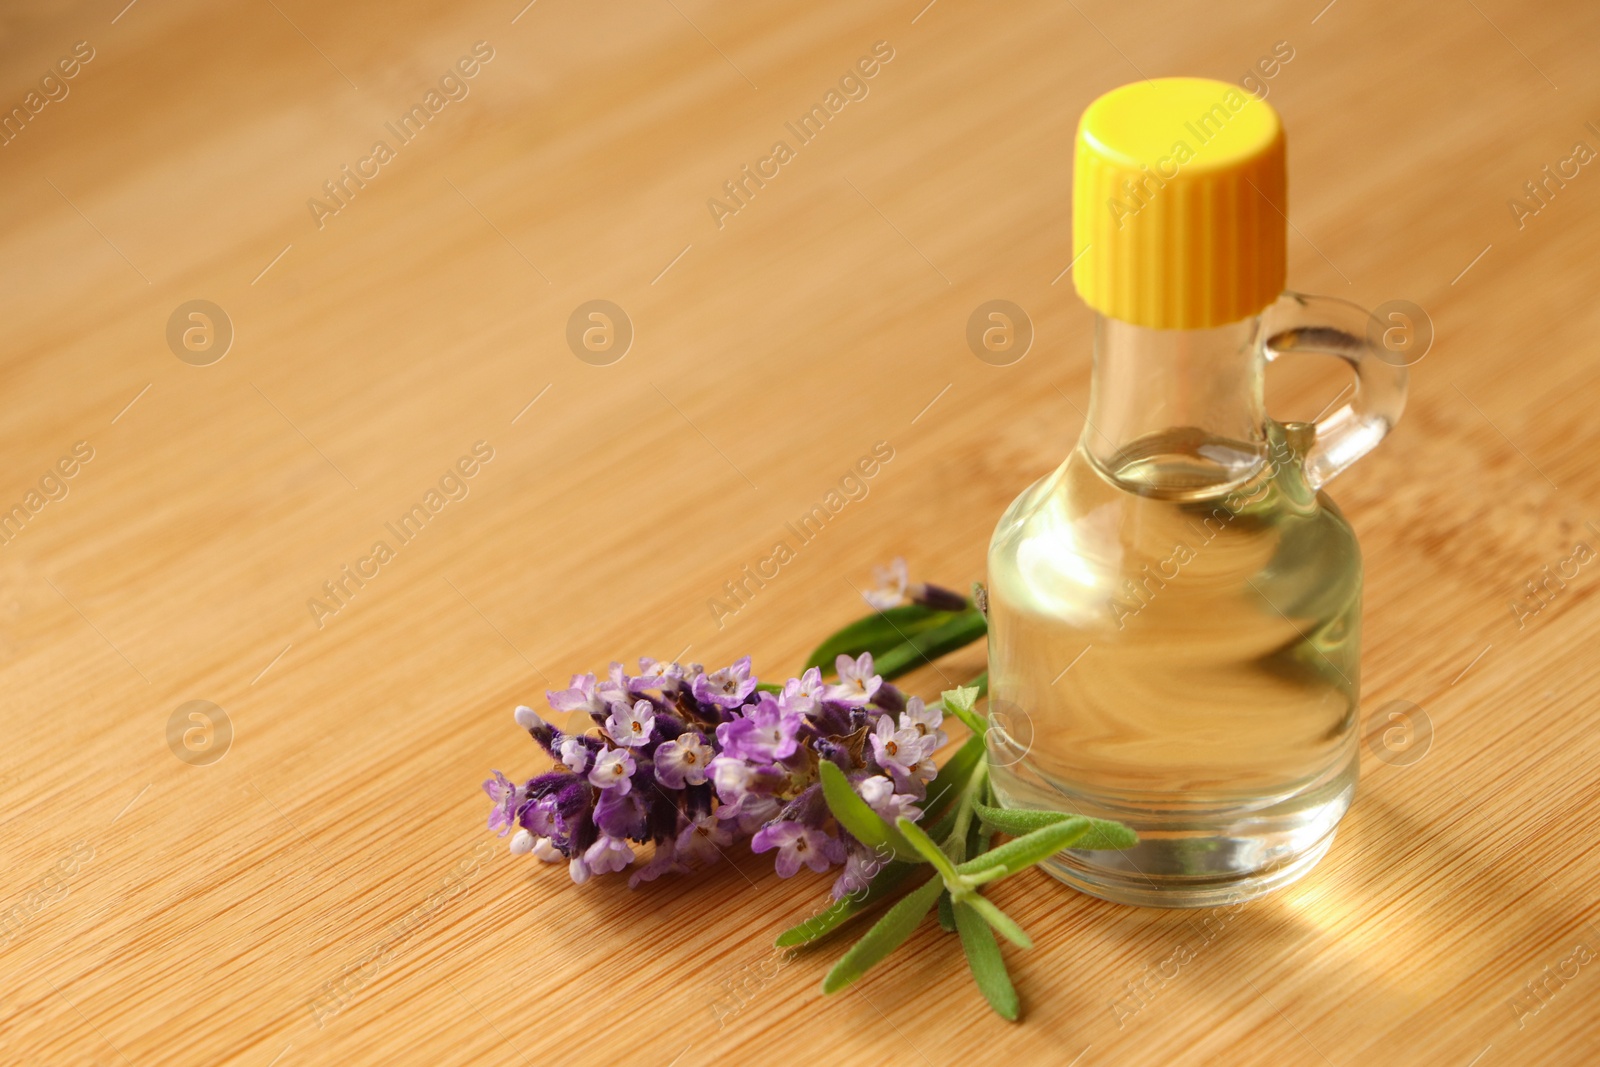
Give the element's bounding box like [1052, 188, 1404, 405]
[636, 657, 684, 691]
[628, 838, 687, 888]
[870, 715, 935, 788]
[899, 695, 947, 750]
[596, 662, 636, 707]
[604, 699, 656, 748]
[547, 674, 605, 719]
[559, 736, 590, 773]
[588, 747, 636, 794]
[594, 787, 647, 839]
[522, 795, 561, 837]
[483, 771, 525, 836]
[832, 845, 890, 900]
[692, 656, 758, 708]
[676, 813, 733, 867]
[584, 834, 634, 876]
[722, 794, 781, 835]
[496, 642, 964, 889]
[826, 652, 881, 707]
[752, 821, 843, 877]
[857, 774, 923, 824]
[777, 667, 826, 719]
[862, 557, 910, 610]
[715, 694, 801, 763]
[707, 754, 752, 806]
[654, 732, 712, 789]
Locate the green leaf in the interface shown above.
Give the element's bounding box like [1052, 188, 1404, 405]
[870, 610, 988, 681]
[819, 761, 917, 861]
[965, 893, 1033, 949]
[1073, 820, 1140, 851]
[774, 861, 916, 947]
[940, 685, 986, 736]
[921, 735, 985, 824]
[973, 802, 1080, 836]
[972, 801, 1138, 850]
[805, 604, 961, 675]
[958, 818, 1094, 878]
[937, 889, 955, 932]
[954, 901, 1019, 1020]
[895, 816, 961, 884]
[969, 670, 988, 698]
[965, 806, 991, 863]
[821, 874, 944, 993]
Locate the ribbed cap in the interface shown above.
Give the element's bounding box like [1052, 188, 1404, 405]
[1072, 78, 1286, 330]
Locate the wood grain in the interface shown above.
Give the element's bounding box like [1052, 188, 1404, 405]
[0, 0, 1597, 1064]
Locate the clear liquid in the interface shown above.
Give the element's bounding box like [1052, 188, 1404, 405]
[986, 424, 1361, 906]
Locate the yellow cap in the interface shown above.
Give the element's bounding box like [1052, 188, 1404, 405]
[1072, 77, 1286, 330]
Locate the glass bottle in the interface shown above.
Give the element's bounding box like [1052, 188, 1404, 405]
[985, 78, 1406, 907]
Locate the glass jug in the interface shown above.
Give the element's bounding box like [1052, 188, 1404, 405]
[985, 79, 1407, 907]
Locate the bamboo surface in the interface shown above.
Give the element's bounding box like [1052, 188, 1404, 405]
[1, 0, 1598, 1064]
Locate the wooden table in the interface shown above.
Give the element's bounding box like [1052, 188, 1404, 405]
[2, 0, 1596, 1063]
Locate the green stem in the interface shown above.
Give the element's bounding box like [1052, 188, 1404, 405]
[945, 760, 990, 862]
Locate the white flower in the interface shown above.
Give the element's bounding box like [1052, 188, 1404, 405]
[588, 747, 636, 794]
[778, 667, 826, 718]
[871, 714, 936, 786]
[708, 754, 752, 804]
[559, 736, 590, 774]
[862, 557, 909, 609]
[509, 829, 535, 855]
[514, 705, 540, 730]
[604, 699, 656, 748]
[584, 834, 634, 876]
[857, 774, 923, 824]
[825, 652, 881, 708]
[676, 813, 733, 867]
[898, 695, 947, 750]
[654, 733, 712, 788]
[532, 837, 564, 863]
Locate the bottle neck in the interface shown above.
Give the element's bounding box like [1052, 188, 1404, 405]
[1082, 313, 1268, 495]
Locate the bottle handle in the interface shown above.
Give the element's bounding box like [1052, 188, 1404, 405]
[1261, 292, 1408, 490]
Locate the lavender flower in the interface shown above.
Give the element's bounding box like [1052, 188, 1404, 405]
[900, 695, 948, 751]
[635, 657, 684, 691]
[654, 733, 712, 788]
[558, 736, 591, 774]
[860, 557, 970, 613]
[487, 652, 946, 888]
[588, 748, 636, 793]
[585, 835, 634, 876]
[751, 821, 844, 877]
[604, 699, 656, 748]
[714, 693, 801, 763]
[483, 771, 524, 836]
[862, 557, 910, 610]
[826, 652, 882, 707]
[547, 673, 606, 720]
[777, 667, 826, 718]
[870, 715, 937, 790]
[692, 655, 757, 708]
[675, 812, 733, 866]
[858, 774, 922, 824]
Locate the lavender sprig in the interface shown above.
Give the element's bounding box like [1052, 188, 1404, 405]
[484, 653, 946, 894]
[790, 685, 1138, 1021]
[483, 561, 1134, 1022]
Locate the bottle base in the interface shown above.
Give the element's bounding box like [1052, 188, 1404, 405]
[1036, 821, 1339, 908]
[989, 752, 1356, 909]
